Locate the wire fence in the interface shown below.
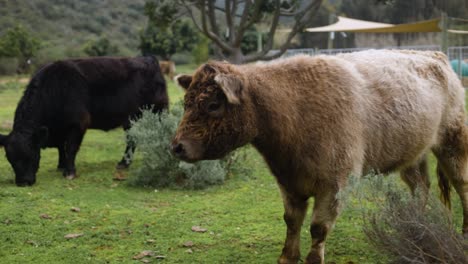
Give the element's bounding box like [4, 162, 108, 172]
[280, 45, 441, 57]
[447, 46, 468, 87]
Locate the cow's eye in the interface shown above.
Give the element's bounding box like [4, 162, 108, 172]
[207, 102, 221, 113]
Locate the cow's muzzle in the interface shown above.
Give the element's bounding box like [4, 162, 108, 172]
[171, 142, 186, 158]
[170, 138, 202, 162]
[15, 178, 36, 187]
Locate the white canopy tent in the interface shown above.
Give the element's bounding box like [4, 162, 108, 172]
[303, 15, 468, 53]
[305, 16, 442, 33]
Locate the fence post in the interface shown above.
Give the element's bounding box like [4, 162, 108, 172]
[327, 14, 335, 50]
[441, 12, 448, 54]
[458, 48, 462, 78]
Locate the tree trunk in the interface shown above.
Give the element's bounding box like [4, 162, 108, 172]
[228, 48, 244, 64]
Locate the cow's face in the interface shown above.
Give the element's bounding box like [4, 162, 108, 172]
[0, 127, 47, 186]
[171, 64, 257, 162]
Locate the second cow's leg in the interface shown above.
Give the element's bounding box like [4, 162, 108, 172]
[116, 123, 136, 170]
[305, 186, 341, 264]
[278, 186, 309, 264]
[400, 155, 430, 199]
[57, 144, 66, 171]
[116, 131, 135, 169]
[63, 127, 85, 179]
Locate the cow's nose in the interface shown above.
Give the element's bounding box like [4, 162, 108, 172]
[171, 142, 186, 158]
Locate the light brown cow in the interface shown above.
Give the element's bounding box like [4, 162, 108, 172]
[172, 50, 468, 264]
[159, 60, 176, 80]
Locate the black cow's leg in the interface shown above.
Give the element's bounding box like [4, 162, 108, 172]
[57, 144, 66, 171]
[63, 128, 85, 180]
[116, 125, 135, 170]
[278, 186, 308, 264]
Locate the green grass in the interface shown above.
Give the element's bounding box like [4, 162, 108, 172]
[0, 71, 464, 264]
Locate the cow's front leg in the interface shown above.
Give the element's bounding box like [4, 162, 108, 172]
[278, 187, 308, 264]
[63, 128, 85, 180]
[305, 187, 341, 264]
[116, 131, 135, 170]
[57, 144, 66, 171]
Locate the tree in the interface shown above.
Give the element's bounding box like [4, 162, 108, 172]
[83, 37, 119, 57]
[140, 1, 199, 60]
[0, 25, 41, 73]
[178, 0, 323, 64]
[139, 20, 198, 60]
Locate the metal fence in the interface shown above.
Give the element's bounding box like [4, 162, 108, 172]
[447, 46, 468, 87]
[281, 45, 441, 57]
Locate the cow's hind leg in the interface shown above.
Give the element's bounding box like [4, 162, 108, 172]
[278, 187, 308, 264]
[400, 155, 430, 199]
[434, 124, 468, 237]
[305, 186, 341, 264]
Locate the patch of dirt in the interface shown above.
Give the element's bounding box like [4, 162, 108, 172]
[1, 120, 13, 130]
[0, 77, 29, 85]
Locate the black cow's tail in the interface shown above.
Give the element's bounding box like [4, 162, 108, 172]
[437, 163, 452, 209]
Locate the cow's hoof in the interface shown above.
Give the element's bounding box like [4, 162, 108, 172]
[65, 174, 77, 180]
[115, 163, 129, 170]
[278, 255, 300, 264]
[305, 253, 323, 264]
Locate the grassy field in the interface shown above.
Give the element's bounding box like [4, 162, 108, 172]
[0, 67, 464, 264]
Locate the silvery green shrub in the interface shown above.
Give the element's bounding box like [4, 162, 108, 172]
[127, 101, 232, 189]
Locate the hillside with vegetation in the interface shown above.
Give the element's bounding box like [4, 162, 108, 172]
[0, 0, 146, 60]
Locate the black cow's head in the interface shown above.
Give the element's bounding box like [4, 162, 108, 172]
[0, 127, 48, 186]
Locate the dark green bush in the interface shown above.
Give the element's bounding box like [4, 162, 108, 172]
[127, 101, 242, 189]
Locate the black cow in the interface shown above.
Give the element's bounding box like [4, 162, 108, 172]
[0, 56, 168, 186]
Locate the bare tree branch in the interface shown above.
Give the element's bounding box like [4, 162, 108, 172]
[234, 0, 263, 47]
[225, 0, 235, 43]
[261, 0, 281, 51]
[244, 0, 323, 62]
[198, 0, 233, 52]
[230, 0, 238, 44]
[180, 1, 204, 31]
[181, 0, 323, 63]
[207, 0, 221, 39]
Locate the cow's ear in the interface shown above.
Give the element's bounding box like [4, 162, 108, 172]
[0, 134, 8, 147]
[33, 127, 48, 148]
[174, 74, 192, 91]
[214, 74, 243, 105]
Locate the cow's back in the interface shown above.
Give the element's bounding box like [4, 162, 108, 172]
[71, 57, 167, 130]
[243, 51, 464, 183]
[20, 57, 167, 135]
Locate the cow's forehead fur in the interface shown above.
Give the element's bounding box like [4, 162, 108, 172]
[187, 61, 239, 90]
[184, 62, 229, 107]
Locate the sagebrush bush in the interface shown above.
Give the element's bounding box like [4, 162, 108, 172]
[127, 101, 242, 189]
[348, 176, 468, 264]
